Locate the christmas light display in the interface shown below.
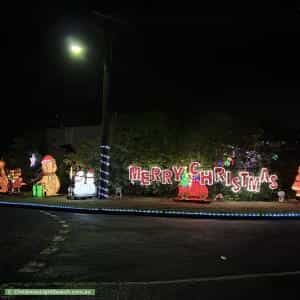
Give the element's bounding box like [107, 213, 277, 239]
[69, 168, 97, 199]
[277, 190, 285, 202]
[177, 168, 191, 200]
[189, 173, 209, 200]
[99, 145, 110, 199]
[1, 200, 300, 219]
[32, 183, 44, 198]
[0, 160, 8, 193]
[37, 155, 60, 196]
[73, 170, 86, 196]
[8, 168, 26, 193]
[129, 162, 278, 194]
[292, 166, 300, 198]
[29, 153, 37, 168]
[214, 193, 224, 201]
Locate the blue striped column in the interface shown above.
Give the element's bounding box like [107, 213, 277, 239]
[98, 145, 110, 199]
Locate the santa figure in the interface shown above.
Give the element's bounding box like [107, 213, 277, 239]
[189, 173, 209, 200]
[292, 166, 300, 199]
[38, 155, 60, 196]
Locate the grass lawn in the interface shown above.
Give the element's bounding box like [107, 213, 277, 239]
[1, 193, 300, 213]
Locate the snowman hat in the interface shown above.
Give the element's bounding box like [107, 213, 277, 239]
[41, 155, 55, 164]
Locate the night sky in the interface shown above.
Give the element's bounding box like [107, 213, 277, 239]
[3, 1, 300, 142]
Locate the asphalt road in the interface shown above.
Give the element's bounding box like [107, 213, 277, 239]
[1, 207, 300, 299]
[0, 207, 60, 282]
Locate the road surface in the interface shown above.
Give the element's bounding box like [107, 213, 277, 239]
[1, 206, 300, 299]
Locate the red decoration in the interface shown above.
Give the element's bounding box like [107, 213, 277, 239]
[172, 166, 185, 181]
[41, 155, 55, 163]
[292, 166, 300, 197]
[8, 168, 26, 193]
[128, 164, 278, 194]
[161, 169, 173, 184]
[177, 185, 190, 199]
[176, 174, 209, 202]
[189, 175, 209, 200]
[0, 160, 8, 193]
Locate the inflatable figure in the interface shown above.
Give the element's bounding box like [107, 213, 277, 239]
[189, 174, 209, 200]
[176, 169, 209, 201]
[70, 168, 97, 199]
[292, 166, 300, 198]
[8, 168, 26, 193]
[85, 169, 97, 197]
[0, 160, 8, 193]
[38, 155, 60, 196]
[73, 170, 86, 197]
[177, 168, 191, 200]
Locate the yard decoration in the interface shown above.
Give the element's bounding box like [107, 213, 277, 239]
[177, 167, 191, 200]
[0, 160, 8, 193]
[188, 174, 209, 200]
[8, 168, 26, 193]
[29, 153, 38, 167]
[86, 169, 97, 197]
[37, 155, 60, 196]
[68, 168, 97, 199]
[73, 169, 86, 197]
[277, 190, 285, 202]
[214, 193, 224, 201]
[32, 183, 45, 198]
[176, 168, 209, 201]
[292, 166, 300, 198]
[129, 163, 278, 194]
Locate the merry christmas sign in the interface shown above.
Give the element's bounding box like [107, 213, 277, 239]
[128, 162, 278, 193]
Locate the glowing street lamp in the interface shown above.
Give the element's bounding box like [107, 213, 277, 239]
[66, 35, 111, 200]
[66, 12, 128, 200]
[69, 43, 83, 56]
[67, 38, 86, 59]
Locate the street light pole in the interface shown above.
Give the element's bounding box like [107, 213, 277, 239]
[98, 30, 112, 199]
[68, 11, 129, 199]
[92, 11, 128, 199]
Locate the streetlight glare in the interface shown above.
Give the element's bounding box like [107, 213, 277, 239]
[70, 43, 83, 56]
[66, 36, 86, 59]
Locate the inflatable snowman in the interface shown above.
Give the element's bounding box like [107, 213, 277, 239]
[85, 169, 97, 197]
[73, 170, 86, 198]
[71, 169, 97, 199]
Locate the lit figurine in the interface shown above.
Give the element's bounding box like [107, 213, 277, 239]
[189, 173, 209, 200]
[37, 155, 60, 196]
[0, 160, 8, 193]
[85, 169, 97, 197]
[292, 166, 300, 199]
[8, 168, 26, 193]
[214, 193, 224, 201]
[277, 190, 285, 202]
[71, 168, 97, 199]
[73, 169, 86, 197]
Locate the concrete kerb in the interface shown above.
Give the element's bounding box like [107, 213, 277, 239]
[1, 200, 300, 220]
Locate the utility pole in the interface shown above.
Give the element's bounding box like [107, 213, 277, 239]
[98, 30, 112, 199]
[92, 11, 128, 199]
